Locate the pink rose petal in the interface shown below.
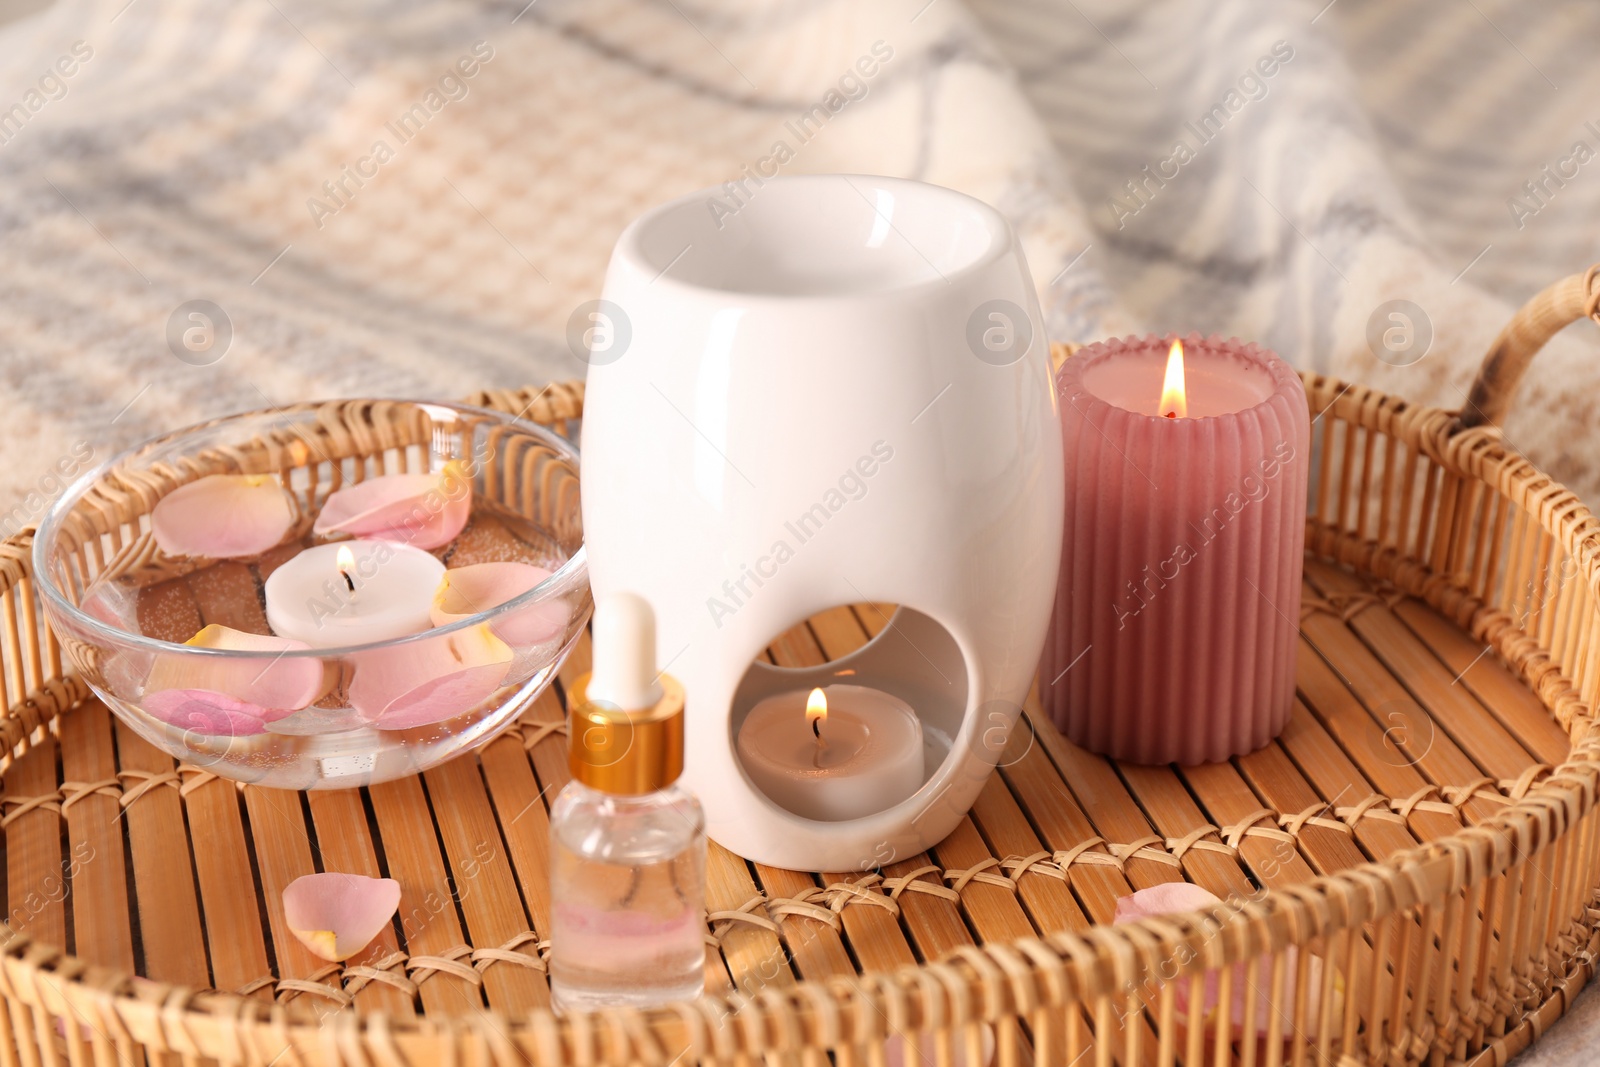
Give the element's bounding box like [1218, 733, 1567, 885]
[151, 474, 296, 558]
[349, 624, 512, 730]
[430, 562, 569, 646]
[144, 689, 271, 736]
[82, 582, 138, 632]
[144, 625, 324, 726]
[885, 1025, 994, 1067]
[80, 584, 152, 692]
[313, 461, 471, 550]
[1114, 883, 1337, 1039]
[282, 872, 400, 962]
[1113, 881, 1221, 924]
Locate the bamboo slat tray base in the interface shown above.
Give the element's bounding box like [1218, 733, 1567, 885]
[0, 553, 1585, 1055]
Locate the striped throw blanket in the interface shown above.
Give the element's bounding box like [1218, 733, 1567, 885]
[0, 0, 1596, 523]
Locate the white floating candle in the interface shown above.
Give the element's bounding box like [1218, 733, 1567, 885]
[264, 540, 445, 647]
[736, 684, 924, 822]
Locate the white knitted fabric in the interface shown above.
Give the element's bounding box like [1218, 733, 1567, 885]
[0, 0, 1596, 519]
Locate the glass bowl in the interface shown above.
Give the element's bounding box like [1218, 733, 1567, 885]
[33, 399, 590, 789]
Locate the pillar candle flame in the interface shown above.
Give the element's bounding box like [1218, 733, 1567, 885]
[1159, 339, 1188, 419]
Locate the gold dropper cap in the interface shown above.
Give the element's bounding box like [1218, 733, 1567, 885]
[565, 592, 685, 795]
[566, 671, 685, 795]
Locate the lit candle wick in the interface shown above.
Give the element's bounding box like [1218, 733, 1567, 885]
[1158, 339, 1188, 419]
[336, 545, 357, 596]
[806, 687, 827, 744]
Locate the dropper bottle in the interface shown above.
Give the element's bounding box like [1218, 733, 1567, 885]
[549, 592, 706, 1011]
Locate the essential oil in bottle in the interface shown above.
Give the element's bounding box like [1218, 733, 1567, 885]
[549, 592, 706, 1011]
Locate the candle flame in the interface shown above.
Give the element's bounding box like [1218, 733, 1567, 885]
[1158, 339, 1187, 419]
[336, 545, 356, 594]
[806, 687, 827, 740]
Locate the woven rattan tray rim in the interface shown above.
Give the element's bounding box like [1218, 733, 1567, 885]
[0, 271, 1597, 1065]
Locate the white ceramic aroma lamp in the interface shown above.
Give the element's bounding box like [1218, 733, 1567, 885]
[581, 175, 1062, 871]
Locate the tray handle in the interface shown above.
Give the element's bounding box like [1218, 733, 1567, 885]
[1459, 263, 1600, 429]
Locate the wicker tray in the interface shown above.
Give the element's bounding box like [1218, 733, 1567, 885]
[1, 270, 1598, 1066]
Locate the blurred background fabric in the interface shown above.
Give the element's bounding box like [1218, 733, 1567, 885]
[0, 0, 1598, 526]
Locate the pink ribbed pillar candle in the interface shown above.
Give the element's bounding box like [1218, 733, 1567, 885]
[1040, 334, 1310, 764]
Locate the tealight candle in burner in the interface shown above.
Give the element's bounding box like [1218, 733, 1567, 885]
[736, 685, 924, 822]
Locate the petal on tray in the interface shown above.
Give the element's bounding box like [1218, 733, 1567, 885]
[145, 624, 324, 730]
[1112, 880, 1221, 923]
[431, 561, 569, 646]
[283, 872, 401, 962]
[151, 474, 296, 558]
[349, 624, 512, 730]
[885, 1025, 994, 1067]
[313, 460, 471, 550]
[1114, 884, 1339, 1040]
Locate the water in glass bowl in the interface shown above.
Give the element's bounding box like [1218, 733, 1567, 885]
[71, 499, 582, 790]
